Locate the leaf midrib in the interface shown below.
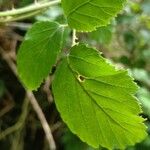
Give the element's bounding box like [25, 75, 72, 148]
[67, 62, 136, 137]
[20, 26, 62, 57]
[67, 0, 92, 18]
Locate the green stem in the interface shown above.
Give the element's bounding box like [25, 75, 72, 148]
[72, 29, 78, 46]
[0, 0, 61, 17]
[1, 10, 43, 23]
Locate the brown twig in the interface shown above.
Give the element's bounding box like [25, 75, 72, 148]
[0, 103, 14, 117]
[0, 98, 29, 140]
[26, 91, 56, 150]
[0, 47, 56, 150]
[51, 121, 63, 133]
[43, 76, 53, 103]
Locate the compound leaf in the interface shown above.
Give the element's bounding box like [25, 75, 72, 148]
[53, 44, 147, 149]
[17, 21, 64, 90]
[62, 0, 126, 32]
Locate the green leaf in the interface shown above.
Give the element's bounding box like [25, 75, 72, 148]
[88, 26, 113, 44]
[62, 129, 88, 150]
[62, 129, 100, 150]
[53, 44, 147, 149]
[137, 88, 150, 118]
[62, 0, 126, 32]
[17, 21, 64, 90]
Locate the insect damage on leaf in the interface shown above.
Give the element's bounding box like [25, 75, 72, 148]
[53, 44, 147, 150]
[77, 75, 86, 82]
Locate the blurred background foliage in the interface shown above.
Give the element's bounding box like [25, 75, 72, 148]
[0, 0, 150, 150]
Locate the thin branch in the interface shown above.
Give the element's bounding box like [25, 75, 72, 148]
[0, 101, 14, 117]
[0, 90, 15, 117]
[43, 76, 53, 103]
[1, 9, 43, 23]
[51, 122, 63, 132]
[0, 98, 29, 140]
[0, 48, 17, 74]
[26, 91, 56, 150]
[6, 22, 32, 30]
[0, 0, 61, 17]
[0, 48, 56, 150]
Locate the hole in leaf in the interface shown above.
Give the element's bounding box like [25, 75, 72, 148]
[77, 75, 85, 82]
